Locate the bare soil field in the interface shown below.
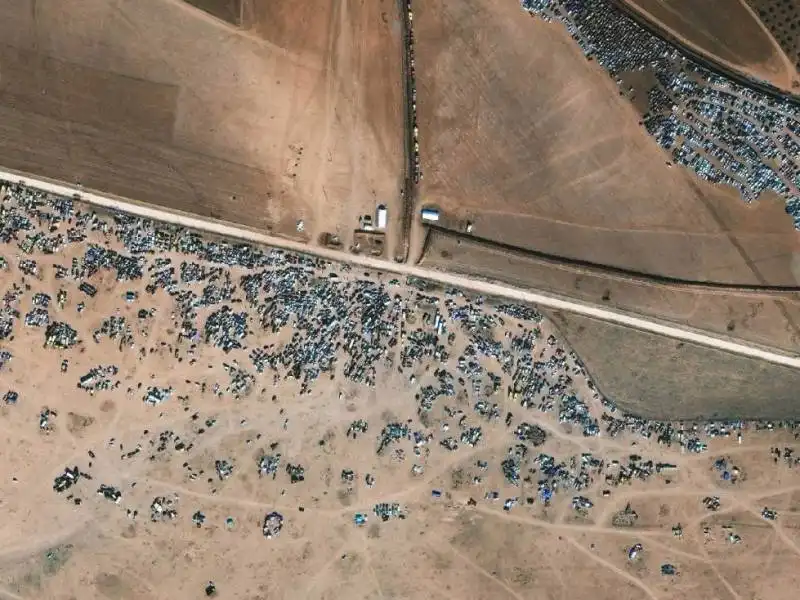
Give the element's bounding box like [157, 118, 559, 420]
[420, 228, 800, 353]
[623, 0, 800, 90]
[413, 0, 800, 285]
[185, 0, 242, 25]
[2, 186, 800, 598]
[546, 310, 800, 419]
[746, 0, 800, 74]
[0, 0, 403, 251]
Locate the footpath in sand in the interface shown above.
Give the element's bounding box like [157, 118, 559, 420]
[1, 183, 800, 599]
[0, 0, 404, 250]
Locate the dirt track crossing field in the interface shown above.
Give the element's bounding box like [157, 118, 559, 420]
[624, 0, 800, 91]
[0, 0, 404, 251]
[412, 0, 800, 288]
[3, 168, 800, 369]
[419, 227, 800, 354]
[2, 184, 800, 599]
[3, 0, 800, 597]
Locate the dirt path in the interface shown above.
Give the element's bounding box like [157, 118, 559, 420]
[440, 541, 527, 600]
[564, 536, 661, 600]
[2, 167, 799, 369]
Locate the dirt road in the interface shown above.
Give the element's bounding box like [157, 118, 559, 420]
[1, 165, 799, 369]
[1, 182, 799, 599]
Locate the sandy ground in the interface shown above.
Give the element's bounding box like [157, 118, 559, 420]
[0, 0, 403, 251]
[1, 189, 800, 599]
[625, 0, 800, 91]
[412, 0, 800, 286]
[421, 230, 800, 417]
[1, 3, 800, 596]
[419, 228, 800, 353]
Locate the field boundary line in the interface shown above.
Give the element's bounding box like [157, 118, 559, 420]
[423, 226, 800, 294]
[612, 0, 800, 105]
[1, 165, 799, 369]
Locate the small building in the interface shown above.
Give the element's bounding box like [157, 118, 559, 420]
[359, 214, 374, 231]
[420, 208, 440, 222]
[376, 205, 388, 230]
[79, 282, 97, 297]
[78, 373, 96, 389]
